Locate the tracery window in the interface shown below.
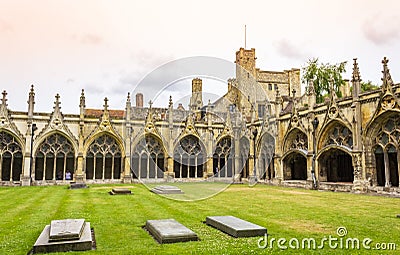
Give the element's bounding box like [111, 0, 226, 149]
[35, 133, 75, 181]
[132, 135, 165, 179]
[291, 133, 308, 151]
[259, 133, 275, 180]
[374, 117, 400, 187]
[239, 137, 250, 178]
[173, 135, 205, 178]
[213, 137, 233, 177]
[86, 134, 122, 180]
[0, 131, 23, 181]
[325, 125, 353, 148]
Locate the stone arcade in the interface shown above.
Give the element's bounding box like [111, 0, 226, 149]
[0, 48, 399, 194]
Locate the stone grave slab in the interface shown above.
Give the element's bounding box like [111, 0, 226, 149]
[145, 219, 198, 244]
[206, 216, 267, 237]
[109, 188, 132, 195]
[49, 219, 85, 241]
[69, 183, 87, 189]
[32, 219, 93, 253]
[150, 185, 184, 194]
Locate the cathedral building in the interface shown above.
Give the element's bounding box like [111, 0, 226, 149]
[0, 47, 399, 194]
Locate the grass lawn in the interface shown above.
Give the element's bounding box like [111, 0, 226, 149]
[0, 183, 399, 254]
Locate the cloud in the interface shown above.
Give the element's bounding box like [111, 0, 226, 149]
[84, 84, 104, 94]
[362, 15, 400, 45]
[274, 39, 306, 60]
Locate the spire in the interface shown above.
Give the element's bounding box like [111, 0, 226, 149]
[27, 84, 35, 120]
[291, 88, 297, 115]
[103, 97, 109, 111]
[351, 58, 361, 98]
[146, 100, 153, 123]
[381, 57, 394, 94]
[329, 78, 337, 101]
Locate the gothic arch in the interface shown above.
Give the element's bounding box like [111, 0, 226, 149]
[173, 135, 206, 179]
[257, 132, 275, 180]
[239, 136, 250, 178]
[85, 133, 123, 180]
[34, 130, 78, 158]
[369, 115, 400, 187]
[0, 130, 23, 182]
[317, 147, 354, 183]
[84, 131, 125, 157]
[213, 136, 233, 178]
[282, 151, 307, 180]
[131, 134, 166, 179]
[34, 132, 75, 181]
[282, 128, 308, 153]
[317, 120, 353, 152]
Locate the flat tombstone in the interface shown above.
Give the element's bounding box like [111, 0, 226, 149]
[145, 219, 198, 244]
[206, 216, 267, 238]
[150, 185, 184, 194]
[49, 219, 85, 241]
[33, 219, 93, 253]
[109, 188, 132, 195]
[69, 183, 87, 189]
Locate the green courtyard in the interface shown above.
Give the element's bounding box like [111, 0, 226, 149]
[0, 183, 398, 254]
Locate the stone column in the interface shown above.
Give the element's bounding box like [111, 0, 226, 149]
[383, 150, 390, 187]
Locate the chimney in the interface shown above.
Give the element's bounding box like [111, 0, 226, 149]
[136, 93, 143, 108]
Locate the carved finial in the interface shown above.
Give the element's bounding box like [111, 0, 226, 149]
[1, 90, 7, 106]
[352, 58, 361, 82]
[381, 57, 394, 93]
[30, 84, 34, 94]
[275, 88, 280, 97]
[329, 78, 337, 100]
[169, 96, 173, 108]
[149, 100, 153, 109]
[54, 93, 61, 110]
[79, 89, 85, 108]
[127, 92, 131, 102]
[104, 97, 109, 111]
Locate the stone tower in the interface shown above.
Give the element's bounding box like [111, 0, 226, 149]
[190, 78, 203, 111]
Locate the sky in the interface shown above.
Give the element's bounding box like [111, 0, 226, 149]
[0, 0, 400, 113]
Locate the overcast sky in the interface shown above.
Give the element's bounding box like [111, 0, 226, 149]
[1, 0, 399, 113]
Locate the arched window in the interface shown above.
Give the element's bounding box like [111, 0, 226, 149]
[213, 137, 233, 178]
[173, 135, 205, 178]
[132, 135, 165, 179]
[239, 137, 250, 178]
[34, 133, 75, 181]
[373, 117, 400, 187]
[0, 131, 23, 181]
[259, 133, 275, 180]
[86, 134, 122, 180]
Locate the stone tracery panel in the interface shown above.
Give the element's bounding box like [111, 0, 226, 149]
[132, 135, 165, 179]
[0, 131, 23, 181]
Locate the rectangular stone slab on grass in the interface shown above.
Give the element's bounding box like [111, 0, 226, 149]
[145, 219, 198, 244]
[206, 216, 267, 237]
[69, 183, 88, 189]
[150, 185, 184, 194]
[33, 222, 93, 253]
[109, 188, 132, 195]
[49, 219, 85, 241]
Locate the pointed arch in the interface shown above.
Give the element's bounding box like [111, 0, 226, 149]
[283, 127, 308, 153]
[131, 134, 166, 179]
[368, 114, 400, 187]
[317, 120, 353, 152]
[173, 135, 206, 179]
[0, 130, 23, 181]
[282, 151, 307, 180]
[213, 136, 233, 178]
[257, 132, 275, 180]
[317, 147, 354, 182]
[34, 132, 75, 181]
[85, 133, 123, 180]
[239, 136, 250, 178]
